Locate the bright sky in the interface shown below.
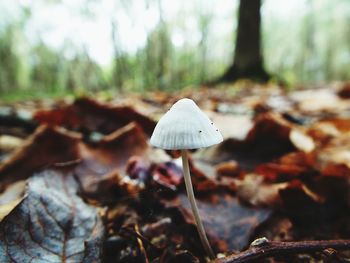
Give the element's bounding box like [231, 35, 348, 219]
[0, 0, 307, 66]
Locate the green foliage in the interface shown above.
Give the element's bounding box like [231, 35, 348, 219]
[64, 52, 108, 93]
[1, 0, 350, 100]
[0, 1, 232, 98]
[263, 0, 350, 86]
[144, 22, 172, 90]
[30, 42, 63, 92]
[0, 25, 22, 94]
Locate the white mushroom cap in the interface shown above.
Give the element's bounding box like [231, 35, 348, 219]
[150, 98, 223, 150]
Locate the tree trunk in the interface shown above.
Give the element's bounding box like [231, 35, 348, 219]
[219, 0, 269, 82]
[111, 20, 125, 90]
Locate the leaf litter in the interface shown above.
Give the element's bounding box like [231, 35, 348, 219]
[0, 83, 350, 262]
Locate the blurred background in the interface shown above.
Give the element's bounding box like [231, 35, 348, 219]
[0, 0, 349, 100]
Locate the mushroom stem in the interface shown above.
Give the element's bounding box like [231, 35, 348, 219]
[181, 150, 215, 260]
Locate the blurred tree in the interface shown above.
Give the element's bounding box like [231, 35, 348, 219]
[0, 25, 22, 93]
[156, 0, 171, 89]
[111, 20, 128, 91]
[144, 21, 172, 90]
[296, 0, 317, 82]
[4, 0, 350, 99]
[197, 9, 212, 82]
[30, 42, 62, 92]
[65, 50, 108, 92]
[219, 0, 269, 82]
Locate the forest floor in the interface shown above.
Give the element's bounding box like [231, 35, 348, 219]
[0, 81, 350, 262]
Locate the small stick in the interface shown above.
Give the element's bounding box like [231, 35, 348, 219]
[134, 224, 150, 263]
[181, 150, 215, 260]
[213, 238, 350, 263]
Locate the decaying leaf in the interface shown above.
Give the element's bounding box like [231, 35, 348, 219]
[279, 180, 326, 221]
[161, 192, 272, 252]
[0, 122, 151, 202]
[0, 180, 25, 221]
[215, 160, 240, 178]
[0, 135, 24, 153]
[206, 112, 253, 141]
[0, 125, 81, 187]
[34, 97, 156, 136]
[314, 135, 350, 178]
[152, 161, 184, 191]
[236, 174, 287, 206]
[0, 170, 104, 262]
[291, 88, 350, 113]
[337, 82, 350, 98]
[256, 151, 316, 181]
[195, 112, 298, 171]
[74, 122, 150, 199]
[2, 85, 350, 262]
[289, 129, 315, 153]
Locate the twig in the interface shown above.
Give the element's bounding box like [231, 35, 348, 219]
[134, 224, 150, 263]
[53, 159, 81, 167]
[213, 238, 350, 263]
[119, 226, 161, 253]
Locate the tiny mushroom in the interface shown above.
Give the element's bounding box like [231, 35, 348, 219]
[150, 98, 223, 259]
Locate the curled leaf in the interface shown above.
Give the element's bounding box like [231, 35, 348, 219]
[34, 97, 156, 136]
[0, 125, 81, 187]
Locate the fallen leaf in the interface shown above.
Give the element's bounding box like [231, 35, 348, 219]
[206, 112, 253, 140]
[252, 215, 294, 242]
[319, 118, 350, 133]
[0, 125, 81, 187]
[152, 161, 184, 191]
[279, 180, 327, 222]
[215, 161, 240, 178]
[0, 135, 24, 153]
[196, 112, 297, 171]
[0, 180, 25, 221]
[256, 151, 316, 182]
[161, 192, 272, 252]
[74, 122, 150, 199]
[289, 129, 315, 153]
[315, 135, 350, 177]
[0, 170, 104, 262]
[246, 112, 292, 142]
[236, 174, 287, 206]
[291, 88, 350, 113]
[34, 97, 156, 136]
[0, 122, 151, 203]
[337, 82, 350, 98]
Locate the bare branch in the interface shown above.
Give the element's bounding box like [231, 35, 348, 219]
[213, 238, 350, 263]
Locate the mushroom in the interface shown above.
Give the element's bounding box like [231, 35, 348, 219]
[150, 98, 223, 259]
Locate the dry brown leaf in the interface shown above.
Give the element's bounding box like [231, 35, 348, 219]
[0, 122, 152, 202]
[236, 174, 287, 206]
[74, 122, 150, 199]
[161, 192, 272, 252]
[34, 97, 156, 136]
[0, 125, 81, 187]
[256, 151, 316, 182]
[0, 135, 23, 153]
[315, 135, 350, 177]
[291, 88, 350, 113]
